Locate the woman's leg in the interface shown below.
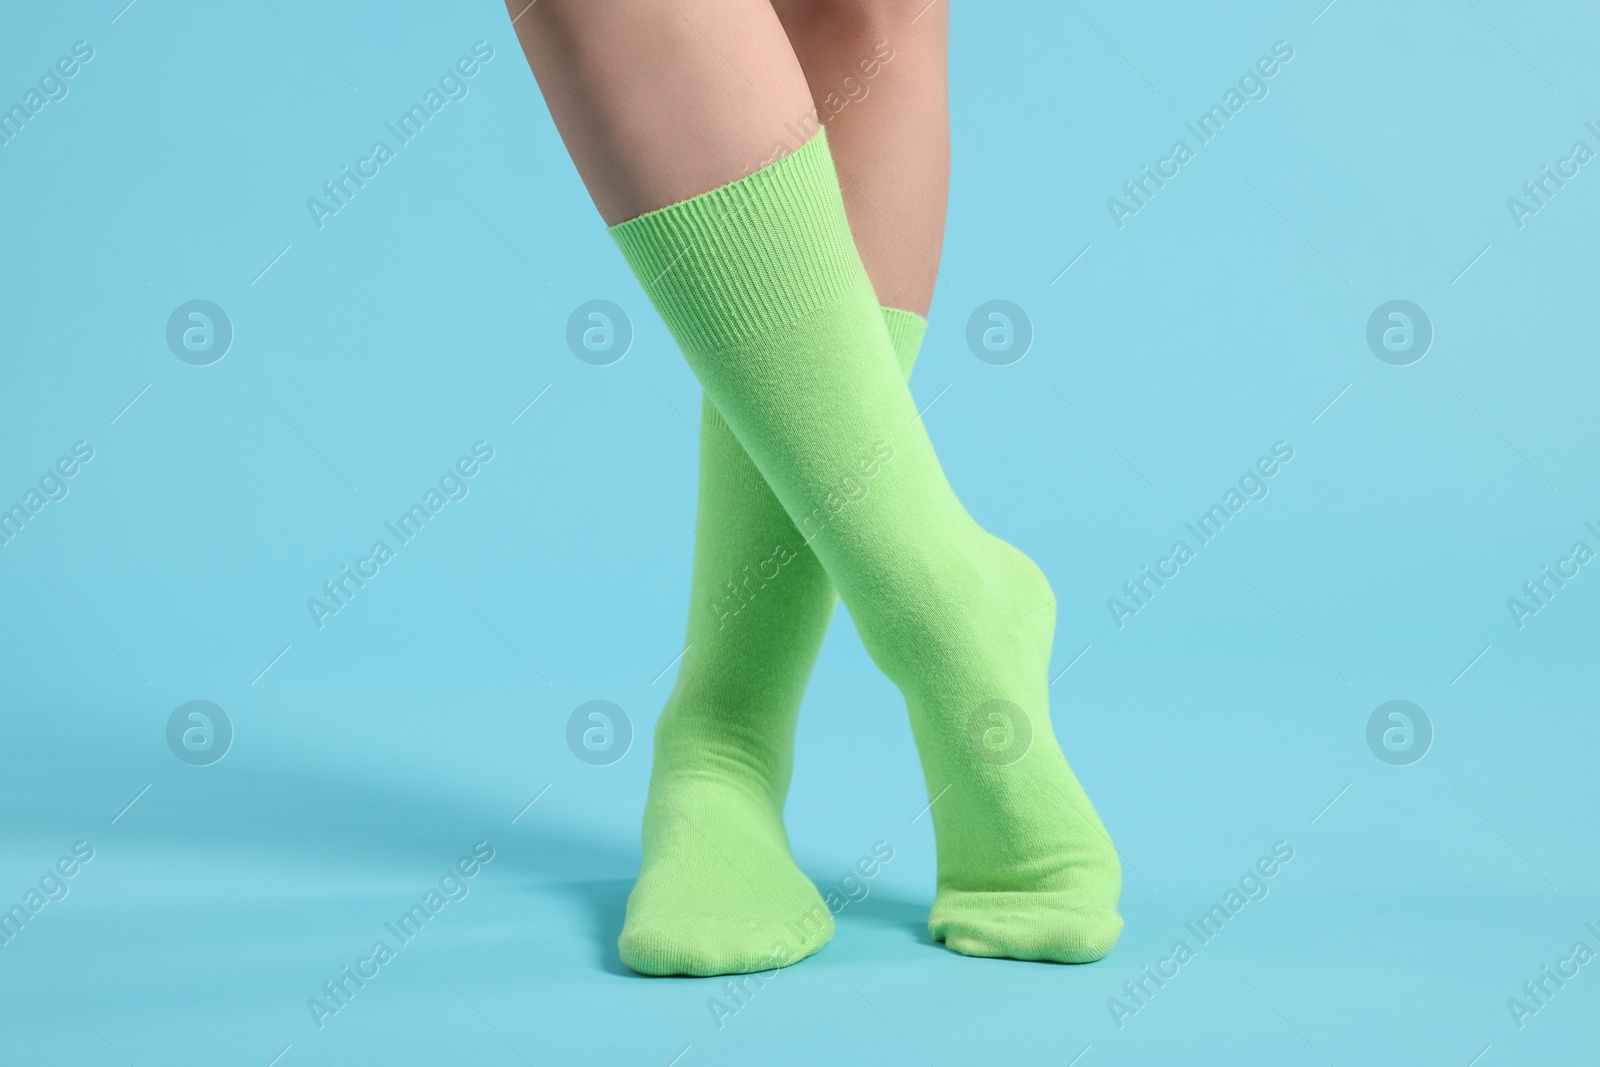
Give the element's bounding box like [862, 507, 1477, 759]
[509, 0, 1122, 972]
[511, 0, 903, 979]
[511, 0, 945, 979]
[770, 0, 950, 316]
[508, 0, 813, 226]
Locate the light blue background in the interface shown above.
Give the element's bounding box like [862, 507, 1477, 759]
[2, 1, 1596, 1064]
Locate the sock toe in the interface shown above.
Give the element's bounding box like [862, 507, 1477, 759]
[620, 912, 832, 977]
[929, 889, 1123, 964]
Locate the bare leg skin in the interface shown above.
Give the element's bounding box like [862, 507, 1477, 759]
[508, 0, 815, 225]
[771, 0, 949, 315]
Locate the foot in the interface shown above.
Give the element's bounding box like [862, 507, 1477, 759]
[874, 537, 1124, 963]
[618, 712, 832, 976]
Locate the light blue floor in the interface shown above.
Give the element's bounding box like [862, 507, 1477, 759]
[5, 659, 1596, 1065]
[4, 1, 1598, 1063]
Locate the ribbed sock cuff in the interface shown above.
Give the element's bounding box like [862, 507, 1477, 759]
[881, 306, 928, 379]
[608, 129, 866, 353]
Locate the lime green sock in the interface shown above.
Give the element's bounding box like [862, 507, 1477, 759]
[612, 128, 1122, 967]
[619, 308, 924, 978]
